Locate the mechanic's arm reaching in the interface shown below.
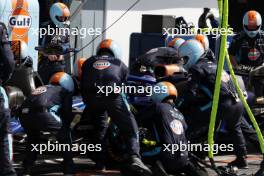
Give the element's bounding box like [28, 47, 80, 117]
[0, 23, 15, 84]
[40, 28, 70, 62]
[40, 37, 65, 62]
[177, 67, 202, 109]
[228, 35, 240, 67]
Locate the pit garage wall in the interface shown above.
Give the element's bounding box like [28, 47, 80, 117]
[104, 0, 219, 66]
[70, 0, 105, 75]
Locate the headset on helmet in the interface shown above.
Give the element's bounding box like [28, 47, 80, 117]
[167, 38, 185, 51]
[178, 40, 205, 71]
[96, 39, 122, 59]
[194, 34, 209, 51]
[243, 10, 262, 38]
[151, 81, 177, 103]
[49, 72, 74, 92]
[50, 2, 70, 28]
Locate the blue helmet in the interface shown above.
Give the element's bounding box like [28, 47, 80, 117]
[193, 34, 209, 51]
[167, 38, 185, 52]
[178, 40, 205, 71]
[151, 81, 177, 103]
[96, 39, 122, 59]
[49, 72, 75, 93]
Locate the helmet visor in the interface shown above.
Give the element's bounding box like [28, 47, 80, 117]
[56, 16, 69, 22]
[244, 25, 261, 31]
[181, 56, 189, 65]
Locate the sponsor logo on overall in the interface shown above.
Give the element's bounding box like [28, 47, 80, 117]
[93, 60, 111, 70]
[8, 7, 32, 38]
[170, 119, 184, 135]
[248, 48, 260, 61]
[32, 86, 47, 95]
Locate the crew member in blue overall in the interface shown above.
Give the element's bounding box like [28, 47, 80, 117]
[138, 81, 208, 176]
[38, 2, 71, 84]
[178, 40, 249, 168]
[0, 23, 16, 176]
[20, 72, 75, 175]
[229, 10, 264, 97]
[0, 22, 17, 176]
[81, 39, 152, 176]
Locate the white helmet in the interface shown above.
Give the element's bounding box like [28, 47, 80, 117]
[243, 10, 262, 38]
[50, 2, 70, 28]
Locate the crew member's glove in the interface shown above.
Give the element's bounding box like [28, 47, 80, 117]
[0, 22, 9, 46]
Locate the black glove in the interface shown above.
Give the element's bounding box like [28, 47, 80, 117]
[0, 22, 9, 46]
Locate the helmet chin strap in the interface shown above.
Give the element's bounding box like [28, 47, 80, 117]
[64, 21, 70, 26]
[55, 22, 70, 28]
[249, 33, 258, 38]
[101, 54, 112, 58]
[246, 31, 258, 38]
[243, 26, 260, 38]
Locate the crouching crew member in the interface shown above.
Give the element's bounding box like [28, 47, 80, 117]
[20, 72, 75, 175]
[178, 40, 249, 168]
[138, 81, 208, 176]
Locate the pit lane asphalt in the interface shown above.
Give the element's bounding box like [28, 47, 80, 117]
[13, 146, 262, 176]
